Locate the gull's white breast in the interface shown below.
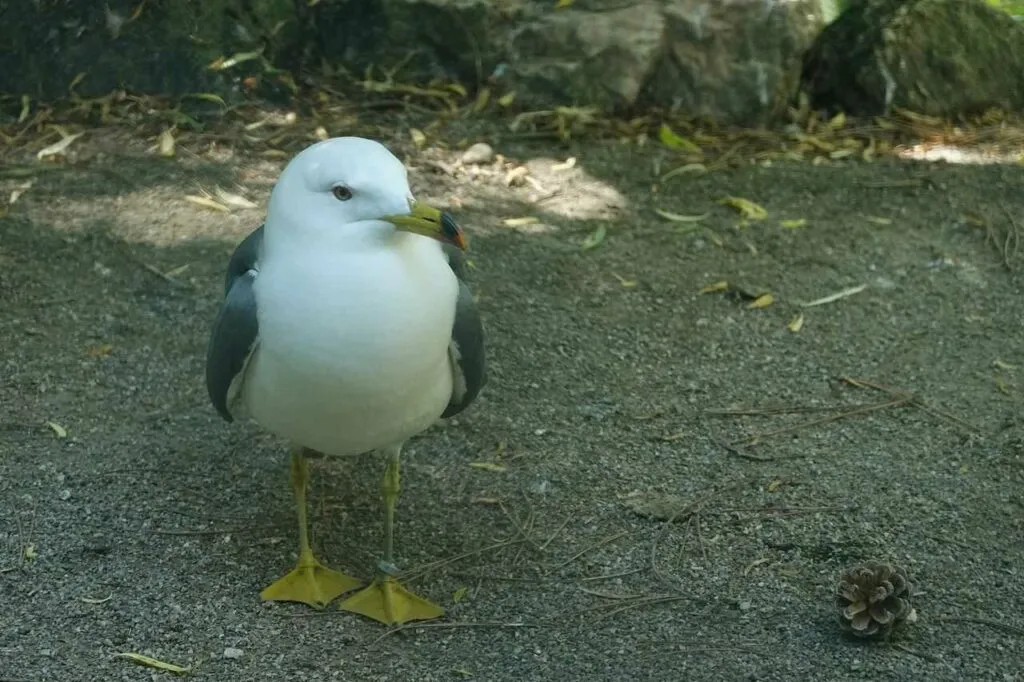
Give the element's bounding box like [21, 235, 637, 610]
[242, 234, 458, 456]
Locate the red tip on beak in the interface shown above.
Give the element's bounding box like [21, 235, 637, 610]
[441, 212, 468, 250]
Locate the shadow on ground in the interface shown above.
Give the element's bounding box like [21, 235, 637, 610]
[1, 139, 1023, 681]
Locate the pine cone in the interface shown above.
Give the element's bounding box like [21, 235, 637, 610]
[835, 562, 915, 638]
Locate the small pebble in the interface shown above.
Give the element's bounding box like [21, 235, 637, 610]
[461, 142, 494, 165]
[59, 489, 71, 501]
[223, 647, 243, 659]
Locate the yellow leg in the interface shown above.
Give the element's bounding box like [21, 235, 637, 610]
[260, 446, 363, 608]
[339, 446, 444, 625]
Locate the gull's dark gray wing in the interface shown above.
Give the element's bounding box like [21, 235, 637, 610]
[442, 244, 487, 418]
[206, 225, 263, 422]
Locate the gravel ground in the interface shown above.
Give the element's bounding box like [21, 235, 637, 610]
[2, 133, 1023, 681]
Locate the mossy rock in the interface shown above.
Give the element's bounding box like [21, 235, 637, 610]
[802, 0, 1024, 118]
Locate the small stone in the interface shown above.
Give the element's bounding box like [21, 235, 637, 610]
[461, 142, 494, 165]
[58, 489, 71, 501]
[223, 647, 243, 659]
[529, 479, 552, 495]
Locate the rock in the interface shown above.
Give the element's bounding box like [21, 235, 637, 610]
[223, 647, 244, 659]
[460, 142, 495, 165]
[642, 0, 827, 124]
[802, 0, 1024, 118]
[507, 1, 665, 112]
[0, 0, 829, 125]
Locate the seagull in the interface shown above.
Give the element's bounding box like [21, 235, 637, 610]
[204, 136, 486, 625]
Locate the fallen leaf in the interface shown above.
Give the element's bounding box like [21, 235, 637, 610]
[863, 215, 892, 226]
[37, 132, 85, 160]
[87, 344, 114, 357]
[612, 272, 637, 288]
[314, 126, 329, 141]
[470, 88, 490, 113]
[551, 157, 576, 172]
[581, 225, 606, 250]
[164, 264, 190, 277]
[699, 280, 729, 295]
[658, 124, 700, 154]
[748, 293, 774, 309]
[209, 49, 262, 71]
[472, 497, 500, 505]
[993, 359, 1017, 371]
[659, 431, 686, 442]
[497, 92, 516, 107]
[214, 187, 257, 209]
[766, 479, 783, 492]
[24, 544, 37, 560]
[115, 653, 191, 675]
[81, 595, 113, 605]
[502, 216, 538, 228]
[654, 208, 709, 223]
[409, 128, 427, 148]
[452, 586, 469, 603]
[779, 219, 807, 229]
[158, 129, 175, 157]
[9, 180, 33, 205]
[718, 196, 767, 221]
[18, 95, 30, 123]
[826, 111, 847, 130]
[661, 163, 707, 181]
[505, 166, 529, 186]
[446, 82, 468, 97]
[787, 314, 804, 333]
[185, 195, 230, 213]
[555, 0, 575, 7]
[184, 92, 227, 107]
[47, 421, 67, 438]
[743, 557, 770, 576]
[469, 462, 507, 472]
[623, 491, 691, 521]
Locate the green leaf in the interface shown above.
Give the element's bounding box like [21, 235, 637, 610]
[581, 225, 607, 250]
[658, 124, 700, 154]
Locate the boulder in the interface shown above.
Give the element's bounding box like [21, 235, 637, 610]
[402, 0, 831, 124]
[639, 0, 828, 123]
[0, 0, 830, 126]
[802, 0, 1024, 118]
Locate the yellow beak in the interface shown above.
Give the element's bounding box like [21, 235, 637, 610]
[382, 201, 467, 250]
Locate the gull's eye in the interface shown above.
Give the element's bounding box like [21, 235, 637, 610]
[331, 185, 353, 201]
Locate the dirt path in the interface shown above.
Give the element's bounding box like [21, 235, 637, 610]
[2, 134, 1023, 681]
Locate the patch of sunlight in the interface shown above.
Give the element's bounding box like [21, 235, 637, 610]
[896, 144, 1024, 165]
[437, 155, 628, 237]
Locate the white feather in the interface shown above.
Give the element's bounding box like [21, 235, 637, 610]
[237, 138, 459, 456]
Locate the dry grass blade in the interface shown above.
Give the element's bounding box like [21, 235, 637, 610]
[367, 621, 545, 648]
[402, 536, 530, 582]
[735, 395, 912, 447]
[648, 482, 744, 591]
[547, 531, 630, 573]
[839, 376, 982, 434]
[995, 202, 1022, 270]
[932, 616, 1024, 638]
[800, 284, 867, 308]
[580, 594, 691, 622]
